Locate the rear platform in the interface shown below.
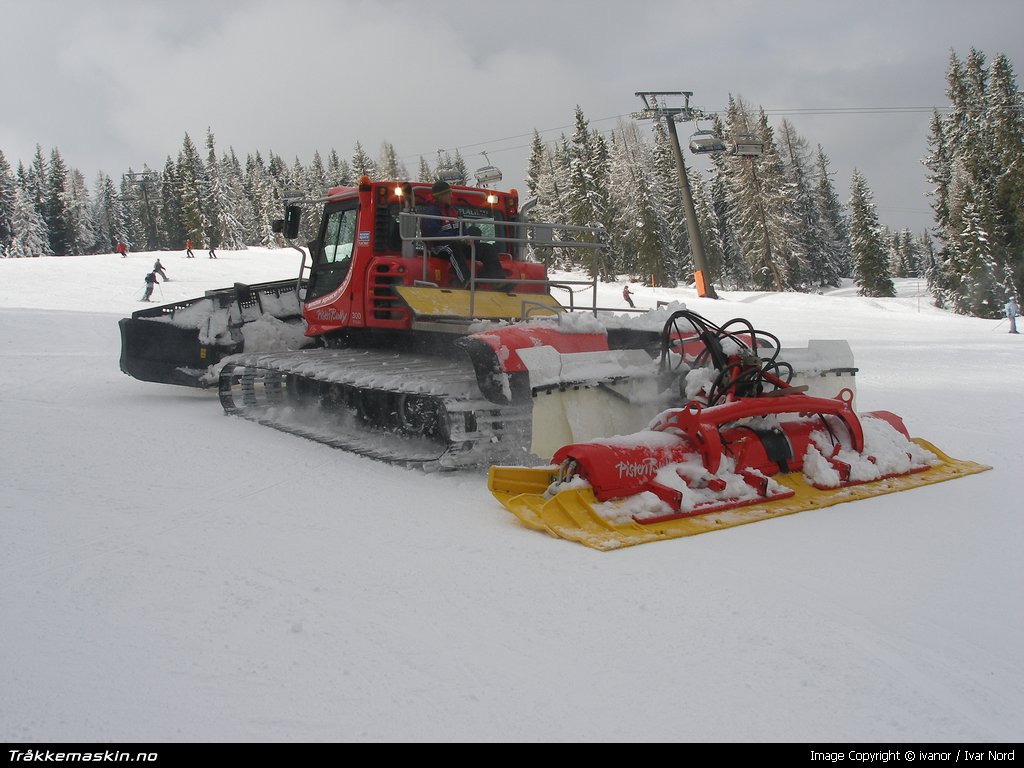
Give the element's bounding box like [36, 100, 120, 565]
[119, 279, 304, 387]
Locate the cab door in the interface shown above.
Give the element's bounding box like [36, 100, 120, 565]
[304, 202, 359, 330]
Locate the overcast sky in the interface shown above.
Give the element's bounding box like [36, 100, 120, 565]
[3, 0, 1022, 234]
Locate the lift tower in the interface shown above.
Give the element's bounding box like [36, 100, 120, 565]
[633, 91, 718, 299]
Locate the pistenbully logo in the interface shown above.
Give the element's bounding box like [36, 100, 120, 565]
[615, 457, 660, 479]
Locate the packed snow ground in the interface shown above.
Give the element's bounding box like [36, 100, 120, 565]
[1, 248, 1021, 742]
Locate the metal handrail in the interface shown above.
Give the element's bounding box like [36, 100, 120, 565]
[399, 211, 606, 318]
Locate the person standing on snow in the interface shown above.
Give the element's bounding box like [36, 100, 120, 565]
[116, 243, 128, 258]
[153, 258, 168, 281]
[185, 239, 194, 258]
[208, 245, 217, 259]
[1006, 297, 1020, 334]
[623, 284, 635, 308]
[142, 270, 159, 302]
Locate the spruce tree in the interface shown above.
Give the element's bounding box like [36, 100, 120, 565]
[308, 151, 327, 194]
[848, 169, 895, 297]
[708, 115, 748, 289]
[244, 153, 279, 248]
[126, 167, 163, 251]
[64, 168, 95, 255]
[926, 48, 1024, 312]
[609, 122, 670, 284]
[887, 229, 904, 278]
[120, 171, 146, 250]
[451, 150, 469, 186]
[177, 133, 209, 247]
[159, 158, 186, 251]
[985, 53, 1024, 299]
[267, 152, 289, 189]
[303, 150, 328, 241]
[566, 106, 614, 279]
[25, 146, 47, 220]
[942, 166, 1002, 315]
[224, 149, 252, 245]
[416, 156, 432, 183]
[548, 135, 576, 268]
[351, 142, 377, 179]
[899, 229, 919, 277]
[202, 130, 226, 248]
[9, 183, 49, 257]
[522, 131, 567, 267]
[778, 119, 826, 287]
[204, 134, 247, 250]
[0, 150, 16, 257]
[378, 142, 407, 179]
[813, 145, 851, 286]
[924, 109, 953, 236]
[45, 149, 71, 256]
[17, 160, 49, 253]
[724, 98, 797, 291]
[327, 149, 352, 186]
[919, 231, 940, 296]
[526, 130, 546, 200]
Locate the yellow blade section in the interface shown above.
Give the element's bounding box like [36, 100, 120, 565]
[488, 439, 991, 551]
[397, 285, 563, 320]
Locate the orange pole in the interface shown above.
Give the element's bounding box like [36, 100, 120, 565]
[695, 270, 707, 298]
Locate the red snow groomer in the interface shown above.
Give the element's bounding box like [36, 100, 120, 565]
[488, 310, 990, 549]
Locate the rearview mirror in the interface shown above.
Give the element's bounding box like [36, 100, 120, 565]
[283, 205, 302, 239]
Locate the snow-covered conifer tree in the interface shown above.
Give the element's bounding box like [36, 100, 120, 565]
[848, 169, 895, 297]
[378, 142, 407, 180]
[0, 150, 16, 257]
[9, 182, 50, 257]
[158, 157, 186, 251]
[64, 168, 95, 255]
[178, 133, 209, 247]
[813, 145, 851, 286]
[327, 149, 352, 187]
[416, 156, 431, 183]
[45, 149, 71, 256]
[244, 153, 279, 248]
[351, 142, 377, 179]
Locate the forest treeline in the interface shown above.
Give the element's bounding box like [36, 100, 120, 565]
[1, 48, 1019, 316]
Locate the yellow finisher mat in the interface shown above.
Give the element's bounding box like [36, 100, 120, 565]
[488, 439, 991, 550]
[397, 285, 562, 320]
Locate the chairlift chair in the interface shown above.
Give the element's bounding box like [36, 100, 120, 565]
[732, 132, 764, 158]
[437, 167, 465, 185]
[689, 129, 727, 155]
[474, 151, 502, 186]
[474, 165, 503, 185]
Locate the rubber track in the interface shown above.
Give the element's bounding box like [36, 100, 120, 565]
[219, 347, 531, 469]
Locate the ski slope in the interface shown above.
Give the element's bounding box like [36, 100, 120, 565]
[0, 249, 1021, 742]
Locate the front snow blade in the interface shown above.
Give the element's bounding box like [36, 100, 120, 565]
[488, 439, 990, 550]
